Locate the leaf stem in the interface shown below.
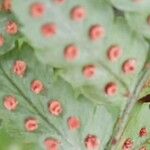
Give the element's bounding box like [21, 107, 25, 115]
[0, 64, 74, 146]
[105, 69, 150, 150]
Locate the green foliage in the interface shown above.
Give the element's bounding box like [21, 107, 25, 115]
[114, 103, 150, 150]
[0, 11, 20, 55]
[0, 0, 149, 150]
[0, 127, 37, 150]
[110, 0, 150, 12]
[12, 0, 149, 106]
[0, 44, 118, 149]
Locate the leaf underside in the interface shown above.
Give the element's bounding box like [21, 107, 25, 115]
[0, 44, 118, 150]
[0, 0, 149, 150]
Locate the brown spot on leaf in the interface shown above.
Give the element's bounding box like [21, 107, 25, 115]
[6, 21, 18, 35]
[25, 117, 38, 132]
[71, 6, 86, 22]
[139, 127, 148, 137]
[64, 44, 80, 61]
[44, 138, 60, 150]
[30, 3, 46, 18]
[31, 80, 44, 94]
[122, 138, 133, 150]
[105, 82, 118, 96]
[67, 116, 81, 131]
[48, 100, 63, 116]
[3, 96, 18, 111]
[85, 135, 100, 150]
[83, 65, 96, 79]
[13, 60, 27, 77]
[41, 23, 57, 38]
[89, 25, 105, 41]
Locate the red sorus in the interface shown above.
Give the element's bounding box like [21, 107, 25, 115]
[147, 16, 150, 25]
[64, 44, 80, 61]
[6, 21, 18, 35]
[132, 0, 143, 3]
[122, 138, 133, 150]
[44, 138, 60, 150]
[71, 6, 86, 22]
[105, 82, 118, 96]
[83, 65, 96, 79]
[139, 127, 148, 137]
[0, 35, 4, 47]
[25, 118, 38, 132]
[41, 23, 57, 38]
[3, 0, 12, 11]
[30, 3, 46, 18]
[139, 146, 147, 150]
[89, 25, 105, 41]
[53, 0, 65, 5]
[111, 138, 117, 145]
[31, 80, 44, 94]
[67, 116, 81, 131]
[48, 100, 63, 116]
[107, 45, 123, 62]
[85, 135, 100, 150]
[13, 60, 27, 77]
[3, 96, 18, 111]
[122, 59, 137, 74]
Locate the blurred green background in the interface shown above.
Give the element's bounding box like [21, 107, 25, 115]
[0, 127, 37, 150]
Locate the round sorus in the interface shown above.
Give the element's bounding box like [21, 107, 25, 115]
[139, 127, 148, 137]
[25, 118, 38, 132]
[147, 16, 150, 25]
[0, 35, 4, 47]
[3, 96, 18, 111]
[122, 138, 133, 150]
[30, 3, 45, 18]
[44, 138, 60, 150]
[6, 21, 18, 35]
[89, 25, 105, 41]
[111, 138, 117, 145]
[83, 65, 96, 79]
[64, 44, 80, 61]
[122, 59, 137, 74]
[71, 6, 86, 22]
[48, 100, 63, 116]
[67, 116, 81, 131]
[107, 45, 123, 62]
[85, 135, 100, 150]
[3, 0, 12, 11]
[13, 60, 27, 77]
[53, 0, 65, 5]
[132, 0, 143, 3]
[41, 23, 57, 38]
[31, 80, 44, 94]
[105, 82, 118, 96]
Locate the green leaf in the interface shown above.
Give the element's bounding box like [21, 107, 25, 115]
[112, 103, 150, 150]
[0, 44, 117, 150]
[10, 0, 150, 149]
[0, 11, 20, 55]
[139, 76, 150, 99]
[12, 0, 114, 66]
[12, 0, 149, 105]
[125, 11, 150, 39]
[111, 0, 150, 12]
[60, 18, 149, 105]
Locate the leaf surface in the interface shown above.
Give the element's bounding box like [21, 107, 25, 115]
[0, 44, 117, 150]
